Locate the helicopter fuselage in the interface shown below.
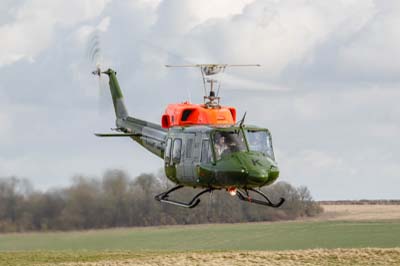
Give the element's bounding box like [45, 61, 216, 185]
[114, 116, 280, 190]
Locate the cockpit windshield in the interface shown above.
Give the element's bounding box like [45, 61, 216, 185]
[245, 129, 274, 159]
[213, 130, 247, 160]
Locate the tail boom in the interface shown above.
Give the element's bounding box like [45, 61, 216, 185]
[95, 68, 167, 159]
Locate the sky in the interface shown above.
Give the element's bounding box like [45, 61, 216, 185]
[0, 0, 399, 200]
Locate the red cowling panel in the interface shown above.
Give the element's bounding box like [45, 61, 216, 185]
[161, 114, 170, 129]
[161, 102, 236, 128]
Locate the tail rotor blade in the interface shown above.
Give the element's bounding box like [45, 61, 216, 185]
[86, 31, 110, 114]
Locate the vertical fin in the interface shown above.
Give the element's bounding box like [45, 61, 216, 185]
[103, 69, 129, 119]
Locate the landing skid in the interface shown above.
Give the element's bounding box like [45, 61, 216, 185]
[154, 185, 213, 208]
[237, 188, 285, 208]
[155, 185, 285, 209]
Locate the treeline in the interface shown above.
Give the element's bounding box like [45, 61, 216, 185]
[0, 170, 322, 232]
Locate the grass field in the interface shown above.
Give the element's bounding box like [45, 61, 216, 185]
[317, 204, 400, 221]
[2, 220, 400, 251]
[1, 205, 400, 265]
[2, 249, 400, 266]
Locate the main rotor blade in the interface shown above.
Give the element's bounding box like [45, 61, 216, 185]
[165, 64, 261, 68]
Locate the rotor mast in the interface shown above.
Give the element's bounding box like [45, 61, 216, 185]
[165, 64, 260, 108]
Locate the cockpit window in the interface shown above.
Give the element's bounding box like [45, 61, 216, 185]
[201, 139, 213, 163]
[245, 130, 274, 159]
[213, 130, 247, 160]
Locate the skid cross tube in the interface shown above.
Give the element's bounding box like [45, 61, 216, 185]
[155, 185, 213, 208]
[237, 188, 285, 208]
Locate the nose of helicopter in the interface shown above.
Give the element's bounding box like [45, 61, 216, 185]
[247, 165, 280, 185]
[247, 169, 269, 185]
[237, 152, 280, 186]
[197, 151, 279, 188]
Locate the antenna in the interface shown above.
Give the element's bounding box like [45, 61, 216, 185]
[239, 112, 247, 128]
[165, 64, 260, 108]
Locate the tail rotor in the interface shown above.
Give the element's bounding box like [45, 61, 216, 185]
[87, 32, 110, 113]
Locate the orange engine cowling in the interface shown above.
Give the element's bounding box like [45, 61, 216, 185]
[161, 102, 236, 128]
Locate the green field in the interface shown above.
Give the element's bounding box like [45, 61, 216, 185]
[2, 220, 400, 251]
[1, 220, 400, 265]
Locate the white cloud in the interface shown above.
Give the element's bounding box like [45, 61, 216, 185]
[0, 0, 111, 67]
[153, 0, 255, 37]
[178, 0, 376, 79]
[223, 73, 290, 91]
[367, 123, 400, 138]
[0, 112, 12, 143]
[278, 147, 400, 200]
[338, 1, 400, 79]
[74, 16, 111, 48]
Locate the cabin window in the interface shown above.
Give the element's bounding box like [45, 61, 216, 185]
[165, 138, 172, 163]
[172, 138, 182, 163]
[201, 140, 213, 163]
[245, 130, 274, 159]
[213, 130, 247, 160]
[185, 138, 194, 158]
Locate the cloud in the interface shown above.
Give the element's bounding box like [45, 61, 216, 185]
[337, 1, 400, 81]
[177, 0, 376, 81]
[0, 112, 12, 143]
[153, 0, 255, 38]
[367, 123, 400, 138]
[75, 16, 111, 46]
[277, 147, 400, 200]
[0, 0, 110, 67]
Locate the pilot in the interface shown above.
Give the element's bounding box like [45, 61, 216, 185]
[215, 135, 228, 159]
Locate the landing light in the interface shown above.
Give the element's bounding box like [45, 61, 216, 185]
[228, 187, 237, 196]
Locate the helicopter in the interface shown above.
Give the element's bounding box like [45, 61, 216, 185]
[92, 64, 284, 209]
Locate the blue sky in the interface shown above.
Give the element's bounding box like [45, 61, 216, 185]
[0, 0, 399, 200]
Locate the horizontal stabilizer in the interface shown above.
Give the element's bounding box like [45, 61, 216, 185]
[95, 133, 139, 137]
[94, 133, 165, 142]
